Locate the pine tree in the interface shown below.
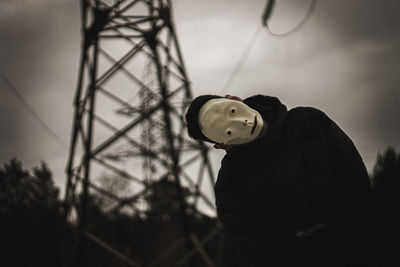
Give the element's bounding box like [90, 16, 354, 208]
[371, 146, 400, 265]
[0, 158, 65, 267]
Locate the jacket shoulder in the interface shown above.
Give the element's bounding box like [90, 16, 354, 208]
[289, 106, 329, 119]
[280, 107, 333, 148]
[287, 107, 332, 129]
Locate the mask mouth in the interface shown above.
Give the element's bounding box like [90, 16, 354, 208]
[251, 115, 257, 135]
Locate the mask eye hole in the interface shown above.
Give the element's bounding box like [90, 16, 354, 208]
[231, 108, 235, 114]
[227, 130, 232, 135]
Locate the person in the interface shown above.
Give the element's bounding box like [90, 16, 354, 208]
[185, 94, 373, 266]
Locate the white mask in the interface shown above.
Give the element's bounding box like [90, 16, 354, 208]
[198, 98, 265, 145]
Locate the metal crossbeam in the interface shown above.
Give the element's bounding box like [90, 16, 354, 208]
[65, 0, 221, 265]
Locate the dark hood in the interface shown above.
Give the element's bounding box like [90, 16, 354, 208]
[227, 94, 288, 156]
[243, 94, 288, 128]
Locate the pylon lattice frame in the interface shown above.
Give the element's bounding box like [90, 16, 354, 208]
[64, 0, 221, 265]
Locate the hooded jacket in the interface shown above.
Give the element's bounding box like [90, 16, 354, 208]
[214, 95, 372, 266]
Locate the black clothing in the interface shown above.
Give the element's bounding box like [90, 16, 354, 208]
[214, 95, 372, 266]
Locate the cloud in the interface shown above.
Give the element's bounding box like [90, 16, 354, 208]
[0, 0, 79, 191]
[1, 0, 399, 191]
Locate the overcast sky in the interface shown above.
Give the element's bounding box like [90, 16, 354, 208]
[0, 0, 399, 196]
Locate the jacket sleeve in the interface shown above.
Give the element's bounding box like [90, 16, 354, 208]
[320, 111, 372, 225]
[215, 159, 284, 266]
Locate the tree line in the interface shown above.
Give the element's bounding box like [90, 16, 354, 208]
[0, 146, 399, 266]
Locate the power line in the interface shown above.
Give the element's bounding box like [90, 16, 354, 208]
[263, 0, 318, 37]
[219, 0, 317, 94]
[0, 68, 68, 150]
[219, 24, 263, 94]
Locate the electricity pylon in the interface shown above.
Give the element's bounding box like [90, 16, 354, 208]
[64, 0, 220, 265]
